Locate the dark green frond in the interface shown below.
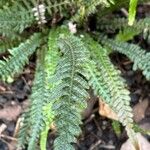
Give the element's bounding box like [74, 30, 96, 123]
[115, 27, 140, 42]
[46, 26, 70, 87]
[18, 27, 70, 150]
[0, 33, 41, 81]
[0, 0, 14, 9]
[0, 4, 34, 37]
[17, 109, 31, 149]
[102, 39, 150, 80]
[27, 49, 49, 150]
[98, 17, 150, 33]
[82, 34, 137, 146]
[17, 0, 75, 24]
[51, 35, 89, 150]
[72, 0, 114, 22]
[39, 27, 70, 150]
[18, 48, 49, 150]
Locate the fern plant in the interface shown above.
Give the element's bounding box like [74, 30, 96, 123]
[0, 0, 150, 150]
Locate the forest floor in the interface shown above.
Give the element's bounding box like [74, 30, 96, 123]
[0, 4, 150, 150]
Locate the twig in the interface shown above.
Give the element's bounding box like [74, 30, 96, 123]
[13, 117, 22, 137]
[120, 8, 128, 17]
[99, 144, 115, 149]
[89, 140, 102, 150]
[0, 123, 7, 134]
[0, 134, 17, 141]
[84, 114, 95, 124]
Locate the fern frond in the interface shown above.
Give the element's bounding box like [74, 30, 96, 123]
[39, 27, 70, 150]
[0, 0, 14, 9]
[17, 109, 31, 149]
[46, 26, 70, 87]
[43, 0, 74, 18]
[18, 27, 70, 150]
[0, 33, 41, 81]
[40, 102, 54, 150]
[98, 17, 150, 33]
[18, 0, 75, 24]
[18, 48, 49, 150]
[82, 34, 138, 147]
[27, 49, 49, 150]
[0, 5, 34, 37]
[115, 27, 140, 42]
[102, 38, 150, 80]
[51, 35, 89, 150]
[72, 0, 114, 22]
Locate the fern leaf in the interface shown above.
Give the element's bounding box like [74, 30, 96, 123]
[27, 49, 49, 150]
[102, 39, 150, 80]
[18, 27, 70, 150]
[0, 33, 41, 81]
[40, 102, 54, 150]
[0, 0, 14, 9]
[51, 35, 89, 150]
[98, 17, 150, 32]
[17, 109, 31, 149]
[46, 26, 70, 88]
[0, 5, 34, 36]
[82, 34, 138, 147]
[18, 48, 49, 150]
[115, 27, 140, 41]
[72, 0, 114, 22]
[19, 0, 74, 24]
[39, 27, 70, 150]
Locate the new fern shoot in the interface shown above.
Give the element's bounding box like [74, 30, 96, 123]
[0, 0, 149, 150]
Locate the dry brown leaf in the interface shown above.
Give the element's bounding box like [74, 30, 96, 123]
[121, 133, 150, 150]
[99, 99, 118, 120]
[133, 99, 149, 123]
[0, 104, 22, 121]
[8, 141, 17, 150]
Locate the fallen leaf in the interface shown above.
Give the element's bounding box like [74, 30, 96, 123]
[99, 99, 118, 120]
[121, 133, 150, 150]
[133, 99, 149, 123]
[0, 104, 22, 121]
[8, 141, 17, 150]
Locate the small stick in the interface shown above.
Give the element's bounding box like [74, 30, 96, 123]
[13, 117, 22, 137]
[120, 8, 128, 17]
[0, 123, 7, 134]
[0, 134, 17, 141]
[89, 140, 102, 150]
